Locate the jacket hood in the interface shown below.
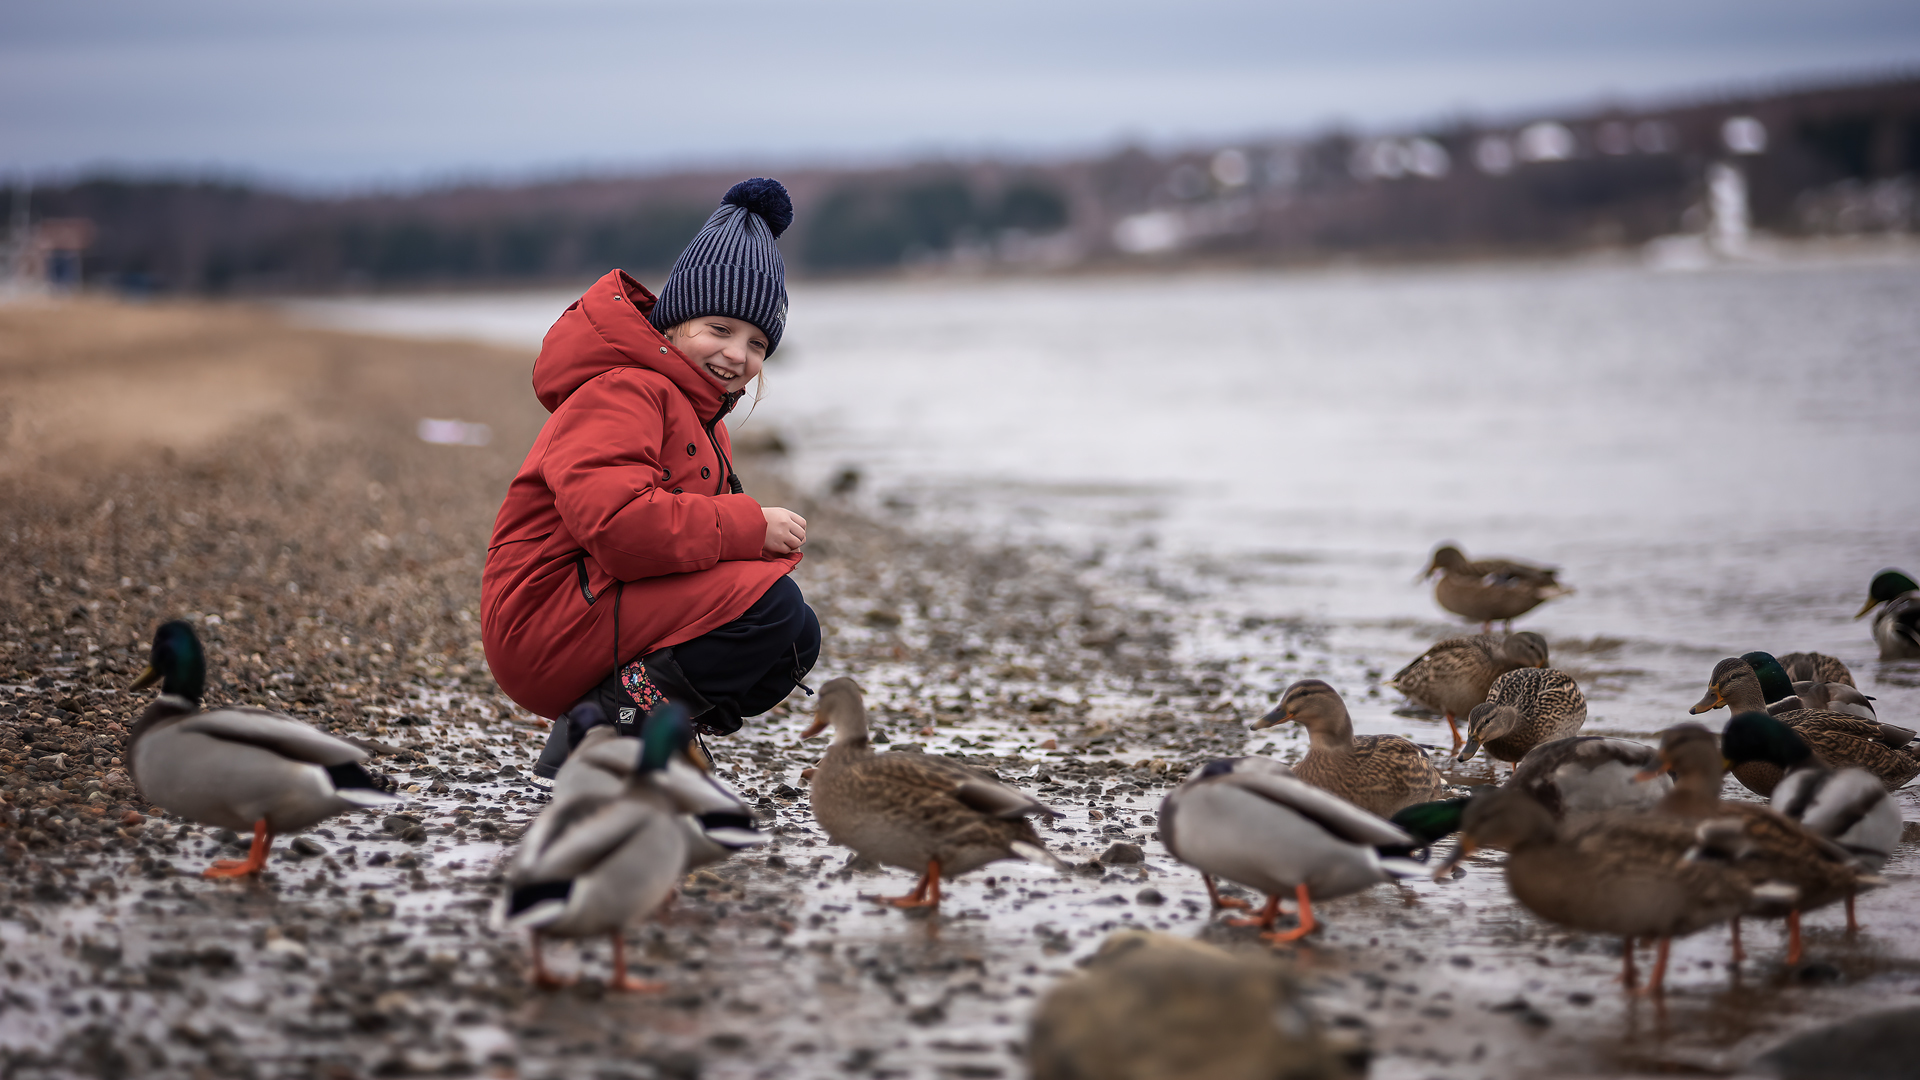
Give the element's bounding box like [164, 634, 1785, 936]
[532, 270, 736, 419]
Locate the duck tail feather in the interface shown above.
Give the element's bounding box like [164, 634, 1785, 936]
[1010, 840, 1069, 872]
[336, 788, 407, 809]
[1378, 857, 1432, 880]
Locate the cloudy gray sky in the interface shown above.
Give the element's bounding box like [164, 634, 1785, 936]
[4, 0, 1918, 189]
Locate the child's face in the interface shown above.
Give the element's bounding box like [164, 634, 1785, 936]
[669, 316, 767, 393]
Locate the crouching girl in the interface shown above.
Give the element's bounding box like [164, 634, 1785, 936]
[481, 179, 819, 781]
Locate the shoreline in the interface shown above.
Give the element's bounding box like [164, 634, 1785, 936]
[3, 301, 1919, 1079]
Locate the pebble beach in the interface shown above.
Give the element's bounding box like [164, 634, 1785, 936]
[4, 286, 1920, 1080]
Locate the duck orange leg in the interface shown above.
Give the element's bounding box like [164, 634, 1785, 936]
[867, 859, 942, 910]
[529, 932, 569, 990]
[1632, 938, 1672, 997]
[1261, 885, 1317, 944]
[203, 819, 272, 878]
[1845, 893, 1859, 933]
[1204, 875, 1251, 911]
[1225, 895, 1282, 930]
[1729, 918, 1744, 964]
[1786, 910, 1804, 965]
[606, 932, 665, 993]
[1442, 713, 1464, 753]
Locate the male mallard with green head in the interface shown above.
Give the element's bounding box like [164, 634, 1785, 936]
[127, 620, 404, 878]
[1253, 680, 1452, 818]
[1421, 543, 1572, 632]
[1388, 631, 1548, 751]
[1689, 657, 1918, 795]
[504, 706, 720, 991]
[1741, 651, 1877, 720]
[1721, 710, 1901, 932]
[1856, 568, 1920, 660]
[803, 677, 1065, 911]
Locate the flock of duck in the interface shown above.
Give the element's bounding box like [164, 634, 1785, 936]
[116, 556, 1920, 998]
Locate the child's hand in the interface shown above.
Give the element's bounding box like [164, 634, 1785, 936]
[762, 507, 807, 556]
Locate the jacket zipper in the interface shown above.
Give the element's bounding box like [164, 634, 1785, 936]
[704, 390, 745, 495]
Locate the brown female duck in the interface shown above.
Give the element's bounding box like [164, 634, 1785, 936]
[803, 677, 1065, 910]
[1253, 680, 1452, 818]
[1649, 724, 1878, 965]
[1435, 786, 1754, 996]
[1388, 631, 1548, 751]
[1460, 666, 1588, 772]
[1421, 543, 1572, 631]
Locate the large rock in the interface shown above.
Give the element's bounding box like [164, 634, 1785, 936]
[1028, 930, 1349, 1080]
[1751, 1007, 1920, 1080]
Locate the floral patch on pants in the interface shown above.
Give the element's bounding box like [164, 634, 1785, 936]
[619, 657, 670, 712]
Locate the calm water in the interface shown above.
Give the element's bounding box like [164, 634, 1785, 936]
[287, 253, 1920, 738]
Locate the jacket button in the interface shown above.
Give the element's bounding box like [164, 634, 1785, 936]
[686, 443, 697, 456]
[659, 346, 668, 354]
[700, 466, 711, 479]
[672, 487, 684, 494]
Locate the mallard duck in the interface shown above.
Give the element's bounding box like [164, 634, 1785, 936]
[1421, 543, 1572, 631]
[1507, 736, 1671, 821]
[1253, 680, 1452, 818]
[1650, 724, 1877, 965]
[1434, 786, 1755, 995]
[1461, 666, 1588, 771]
[1689, 657, 1918, 795]
[1028, 930, 1349, 1080]
[1856, 568, 1920, 660]
[1157, 756, 1426, 944]
[1776, 651, 1857, 688]
[555, 719, 766, 871]
[802, 677, 1065, 910]
[1741, 652, 1876, 721]
[127, 621, 404, 878]
[1388, 631, 1549, 750]
[1722, 710, 1902, 932]
[503, 706, 710, 991]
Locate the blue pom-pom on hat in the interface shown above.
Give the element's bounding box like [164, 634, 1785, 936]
[723, 178, 793, 238]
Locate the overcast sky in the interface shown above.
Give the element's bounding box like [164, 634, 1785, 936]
[4, 0, 1918, 190]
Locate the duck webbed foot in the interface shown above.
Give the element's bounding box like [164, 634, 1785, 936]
[865, 859, 942, 910]
[606, 934, 665, 994]
[1260, 885, 1318, 945]
[529, 933, 572, 990]
[1203, 875, 1252, 911]
[203, 819, 273, 878]
[1224, 894, 1282, 930]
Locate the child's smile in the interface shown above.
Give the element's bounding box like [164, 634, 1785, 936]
[668, 316, 767, 392]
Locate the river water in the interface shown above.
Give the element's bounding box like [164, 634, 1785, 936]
[286, 251, 1920, 745]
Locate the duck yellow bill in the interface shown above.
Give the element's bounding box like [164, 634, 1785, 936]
[1687, 689, 1723, 715]
[799, 716, 828, 739]
[686, 740, 712, 772]
[1854, 597, 1880, 619]
[129, 664, 161, 690]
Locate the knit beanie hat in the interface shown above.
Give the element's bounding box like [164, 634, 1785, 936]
[648, 178, 793, 355]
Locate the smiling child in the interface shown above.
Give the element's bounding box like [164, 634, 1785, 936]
[481, 179, 820, 781]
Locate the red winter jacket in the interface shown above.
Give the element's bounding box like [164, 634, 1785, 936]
[481, 270, 801, 718]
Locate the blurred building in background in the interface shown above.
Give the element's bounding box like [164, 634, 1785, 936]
[10, 72, 1919, 294]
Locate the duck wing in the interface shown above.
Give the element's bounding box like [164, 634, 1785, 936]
[1511, 736, 1667, 818]
[513, 796, 659, 884]
[177, 708, 370, 766]
[1773, 767, 1902, 868]
[1218, 769, 1412, 848]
